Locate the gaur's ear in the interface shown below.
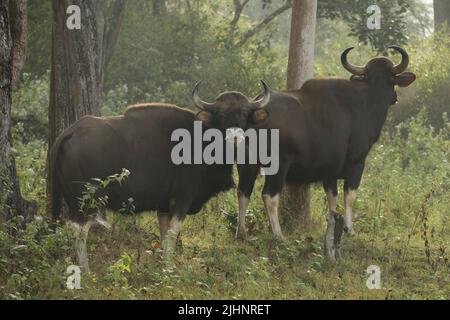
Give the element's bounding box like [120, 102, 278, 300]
[250, 109, 269, 124]
[394, 72, 416, 87]
[196, 111, 212, 126]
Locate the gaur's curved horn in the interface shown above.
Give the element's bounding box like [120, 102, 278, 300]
[252, 80, 271, 108]
[389, 46, 409, 74]
[341, 47, 366, 76]
[192, 81, 214, 110]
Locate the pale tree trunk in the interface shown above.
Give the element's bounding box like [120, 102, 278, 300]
[47, 0, 127, 215]
[280, 0, 317, 230]
[434, 0, 450, 32]
[153, 0, 166, 16]
[0, 0, 36, 223]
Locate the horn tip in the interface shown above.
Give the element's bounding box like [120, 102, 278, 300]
[192, 81, 203, 95]
[388, 45, 408, 53]
[342, 47, 355, 53]
[260, 80, 271, 90]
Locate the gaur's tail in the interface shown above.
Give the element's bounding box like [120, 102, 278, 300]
[48, 133, 70, 222]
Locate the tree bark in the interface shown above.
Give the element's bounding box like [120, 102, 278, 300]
[47, 0, 127, 216]
[279, 0, 317, 229]
[97, 0, 128, 69]
[152, 0, 166, 16]
[9, 0, 27, 88]
[0, 0, 36, 223]
[434, 0, 450, 32]
[230, 0, 250, 32]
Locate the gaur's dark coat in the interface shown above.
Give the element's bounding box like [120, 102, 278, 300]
[235, 47, 416, 258]
[50, 104, 235, 223]
[239, 48, 416, 199]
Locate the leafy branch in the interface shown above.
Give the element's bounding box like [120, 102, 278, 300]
[78, 168, 130, 217]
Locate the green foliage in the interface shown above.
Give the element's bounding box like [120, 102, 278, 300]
[392, 29, 450, 130]
[318, 0, 430, 52]
[107, 252, 132, 288]
[14, 139, 47, 210]
[105, 0, 286, 109]
[24, 0, 431, 87]
[12, 73, 50, 143]
[102, 84, 132, 116]
[0, 160, 14, 216]
[22, 0, 52, 76]
[359, 110, 449, 234]
[78, 169, 131, 217]
[0, 217, 76, 299]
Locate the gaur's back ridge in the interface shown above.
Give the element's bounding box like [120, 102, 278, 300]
[124, 103, 194, 119]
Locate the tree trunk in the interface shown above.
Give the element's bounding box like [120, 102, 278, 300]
[9, 0, 27, 88]
[0, 0, 36, 223]
[47, 0, 127, 216]
[279, 0, 317, 230]
[434, 0, 450, 32]
[152, 0, 166, 16]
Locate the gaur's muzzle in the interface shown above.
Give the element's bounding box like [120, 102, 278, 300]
[226, 127, 245, 146]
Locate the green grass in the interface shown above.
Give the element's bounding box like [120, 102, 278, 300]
[1, 181, 448, 300]
[1, 112, 448, 300]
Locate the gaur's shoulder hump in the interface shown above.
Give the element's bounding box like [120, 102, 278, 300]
[124, 103, 195, 118]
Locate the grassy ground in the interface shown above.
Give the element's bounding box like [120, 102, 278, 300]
[1, 114, 448, 300]
[80, 196, 448, 300]
[1, 181, 447, 300]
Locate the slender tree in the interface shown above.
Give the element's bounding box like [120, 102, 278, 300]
[279, 0, 317, 229]
[229, 0, 292, 46]
[0, 0, 36, 223]
[152, 0, 166, 16]
[47, 0, 127, 215]
[434, 0, 450, 32]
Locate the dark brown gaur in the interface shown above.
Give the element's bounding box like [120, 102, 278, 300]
[50, 83, 270, 270]
[192, 81, 272, 111]
[234, 47, 416, 261]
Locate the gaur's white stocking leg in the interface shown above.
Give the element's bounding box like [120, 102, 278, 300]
[163, 215, 185, 258]
[157, 211, 171, 244]
[326, 190, 338, 212]
[344, 162, 364, 236]
[236, 190, 250, 240]
[261, 164, 289, 239]
[262, 194, 283, 239]
[344, 189, 357, 236]
[163, 195, 190, 258]
[71, 220, 94, 272]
